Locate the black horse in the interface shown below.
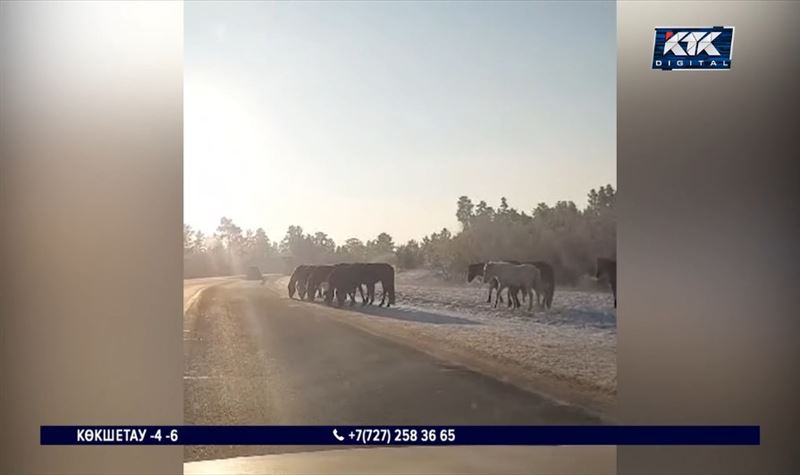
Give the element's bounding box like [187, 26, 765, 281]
[595, 257, 617, 308]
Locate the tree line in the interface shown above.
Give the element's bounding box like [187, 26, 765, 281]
[184, 184, 615, 285]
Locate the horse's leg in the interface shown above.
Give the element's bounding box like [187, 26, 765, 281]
[379, 281, 387, 307]
[368, 283, 375, 305]
[493, 284, 502, 308]
[357, 284, 366, 305]
[545, 283, 552, 309]
[528, 287, 534, 312]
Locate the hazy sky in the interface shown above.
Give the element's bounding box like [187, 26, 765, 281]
[185, 1, 616, 244]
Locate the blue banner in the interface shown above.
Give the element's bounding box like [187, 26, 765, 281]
[40, 425, 760, 446]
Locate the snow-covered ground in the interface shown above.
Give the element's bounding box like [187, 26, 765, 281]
[394, 270, 616, 391]
[274, 269, 616, 413]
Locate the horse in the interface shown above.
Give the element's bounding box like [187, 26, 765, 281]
[468, 263, 501, 304]
[468, 260, 555, 309]
[324, 264, 365, 306]
[483, 262, 542, 312]
[595, 257, 617, 308]
[467, 262, 517, 305]
[351, 262, 396, 307]
[287, 265, 311, 299]
[304, 265, 335, 301]
[528, 261, 555, 309]
[499, 261, 555, 309]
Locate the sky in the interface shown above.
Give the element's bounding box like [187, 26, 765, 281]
[184, 1, 616, 245]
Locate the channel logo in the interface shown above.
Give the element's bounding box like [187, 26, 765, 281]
[652, 26, 734, 71]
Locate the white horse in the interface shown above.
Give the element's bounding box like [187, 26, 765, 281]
[483, 262, 542, 312]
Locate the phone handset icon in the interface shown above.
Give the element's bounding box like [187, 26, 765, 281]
[332, 429, 345, 442]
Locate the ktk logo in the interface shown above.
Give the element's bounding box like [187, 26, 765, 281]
[652, 26, 734, 71]
[663, 31, 721, 56]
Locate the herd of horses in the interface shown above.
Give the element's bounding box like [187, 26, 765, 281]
[467, 260, 555, 311]
[287, 258, 617, 312]
[467, 258, 616, 311]
[288, 263, 396, 307]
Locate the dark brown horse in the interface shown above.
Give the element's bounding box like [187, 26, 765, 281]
[304, 265, 335, 301]
[324, 263, 364, 306]
[287, 265, 311, 299]
[352, 263, 396, 307]
[596, 257, 617, 308]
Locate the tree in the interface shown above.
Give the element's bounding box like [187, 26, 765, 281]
[311, 232, 335, 253]
[216, 217, 244, 254]
[367, 232, 395, 259]
[499, 197, 510, 214]
[184, 183, 616, 283]
[456, 195, 474, 229]
[395, 239, 422, 269]
[280, 225, 305, 256]
[343, 238, 367, 262]
[475, 200, 494, 220]
[183, 224, 194, 253]
[251, 228, 274, 259]
[192, 230, 206, 254]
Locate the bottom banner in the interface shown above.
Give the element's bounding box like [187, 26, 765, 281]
[40, 425, 760, 446]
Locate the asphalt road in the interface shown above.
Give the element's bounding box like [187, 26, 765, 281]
[183, 276, 236, 312]
[184, 278, 602, 462]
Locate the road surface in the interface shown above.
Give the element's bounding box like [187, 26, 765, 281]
[183, 276, 607, 464]
[183, 276, 236, 313]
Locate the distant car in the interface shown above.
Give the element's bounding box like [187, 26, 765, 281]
[245, 266, 263, 281]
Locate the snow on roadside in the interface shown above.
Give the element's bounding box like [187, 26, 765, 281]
[275, 269, 616, 399]
[393, 270, 616, 396]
